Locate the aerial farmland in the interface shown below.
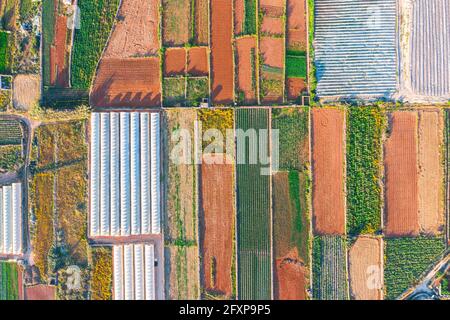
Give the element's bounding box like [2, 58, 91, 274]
[0, 0, 449, 305]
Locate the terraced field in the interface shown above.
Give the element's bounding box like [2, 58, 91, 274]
[236, 108, 271, 300]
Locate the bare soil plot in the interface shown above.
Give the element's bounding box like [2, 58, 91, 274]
[235, 36, 257, 104]
[287, 0, 307, 51]
[187, 47, 209, 76]
[162, 0, 190, 46]
[260, 37, 284, 71]
[103, 0, 160, 58]
[384, 111, 419, 236]
[418, 110, 444, 235]
[91, 57, 161, 108]
[312, 109, 345, 235]
[50, 14, 69, 87]
[12, 74, 41, 111]
[348, 236, 383, 300]
[260, 0, 284, 16]
[234, 0, 244, 35]
[194, 0, 209, 45]
[211, 0, 234, 104]
[24, 285, 56, 300]
[287, 78, 306, 100]
[164, 48, 186, 76]
[261, 16, 284, 36]
[275, 250, 307, 300]
[200, 154, 234, 298]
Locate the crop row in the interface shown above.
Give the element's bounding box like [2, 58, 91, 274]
[0, 119, 22, 145]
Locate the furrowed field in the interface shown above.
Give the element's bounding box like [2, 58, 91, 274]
[385, 237, 445, 299]
[71, 0, 120, 89]
[346, 106, 386, 235]
[236, 108, 271, 300]
[272, 108, 310, 299]
[313, 236, 348, 300]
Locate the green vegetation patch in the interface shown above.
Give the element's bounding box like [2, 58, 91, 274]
[286, 50, 307, 79]
[90, 247, 113, 300]
[186, 77, 208, 107]
[42, 0, 55, 86]
[163, 77, 186, 106]
[312, 235, 348, 300]
[0, 31, 12, 73]
[346, 106, 386, 235]
[71, 0, 120, 89]
[0, 262, 19, 300]
[0, 144, 23, 172]
[385, 237, 445, 300]
[243, 0, 257, 35]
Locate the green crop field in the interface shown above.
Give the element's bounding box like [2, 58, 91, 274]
[0, 120, 22, 145]
[236, 108, 271, 300]
[41, 0, 55, 86]
[243, 0, 257, 35]
[312, 236, 348, 300]
[163, 77, 186, 106]
[0, 31, 11, 73]
[385, 237, 445, 300]
[346, 106, 386, 235]
[286, 50, 307, 79]
[0, 262, 19, 300]
[71, 0, 120, 89]
[186, 77, 208, 107]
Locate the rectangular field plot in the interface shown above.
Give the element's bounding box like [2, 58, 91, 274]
[312, 236, 348, 300]
[315, 0, 397, 99]
[235, 37, 257, 104]
[410, 0, 450, 98]
[162, 0, 191, 46]
[236, 108, 271, 300]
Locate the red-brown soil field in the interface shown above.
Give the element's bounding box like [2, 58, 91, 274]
[385, 111, 420, 237]
[50, 14, 69, 87]
[164, 48, 186, 76]
[103, 0, 160, 58]
[261, 16, 284, 36]
[275, 250, 307, 300]
[234, 0, 244, 35]
[187, 47, 209, 76]
[287, 78, 307, 100]
[287, 0, 307, 50]
[91, 58, 161, 108]
[235, 36, 257, 104]
[260, 37, 284, 70]
[260, 0, 284, 16]
[200, 154, 234, 298]
[25, 285, 56, 300]
[418, 110, 444, 235]
[194, 0, 209, 45]
[349, 236, 383, 300]
[211, 0, 234, 104]
[312, 109, 345, 235]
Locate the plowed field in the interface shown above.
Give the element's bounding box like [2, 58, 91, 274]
[164, 48, 186, 76]
[385, 112, 419, 236]
[187, 47, 209, 76]
[235, 36, 257, 103]
[287, 0, 307, 50]
[312, 109, 345, 235]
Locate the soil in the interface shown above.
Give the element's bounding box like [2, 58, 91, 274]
[187, 47, 209, 76]
[235, 36, 257, 104]
[312, 109, 345, 235]
[348, 236, 383, 300]
[211, 0, 234, 104]
[385, 111, 420, 236]
[194, 0, 209, 45]
[274, 249, 307, 300]
[24, 285, 56, 300]
[103, 0, 160, 58]
[200, 154, 234, 298]
[261, 16, 284, 35]
[162, 0, 190, 46]
[418, 110, 444, 235]
[234, 0, 244, 35]
[287, 78, 307, 100]
[260, 37, 284, 69]
[164, 48, 186, 76]
[287, 0, 307, 50]
[12, 74, 41, 111]
[91, 57, 161, 108]
[50, 14, 69, 87]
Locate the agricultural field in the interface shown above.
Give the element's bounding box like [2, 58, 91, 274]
[236, 108, 271, 300]
[0, 30, 11, 73]
[384, 110, 444, 237]
[71, 0, 120, 89]
[312, 108, 345, 235]
[235, 37, 257, 105]
[193, 0, 209, 45]
[12, 74, 40, 111]
[162, 0, 190, 46]
[347, 107, 386, 235]
[312, 236, 348, 300]
[163, 109, 200, 299]
[385, 237, 445, 299]
[28, 121, 89, 299]
[0, 262, 21, 300]
[0, 119, 23, 173]
[272, 108, 310, 300]
[90, 247, 113, 300]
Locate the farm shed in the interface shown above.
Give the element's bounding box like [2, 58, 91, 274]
[113, 244, 156, 300]
[0, 183, 22, 256]
[90, 112, 161, 237]
[315, 0, 397, 100]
